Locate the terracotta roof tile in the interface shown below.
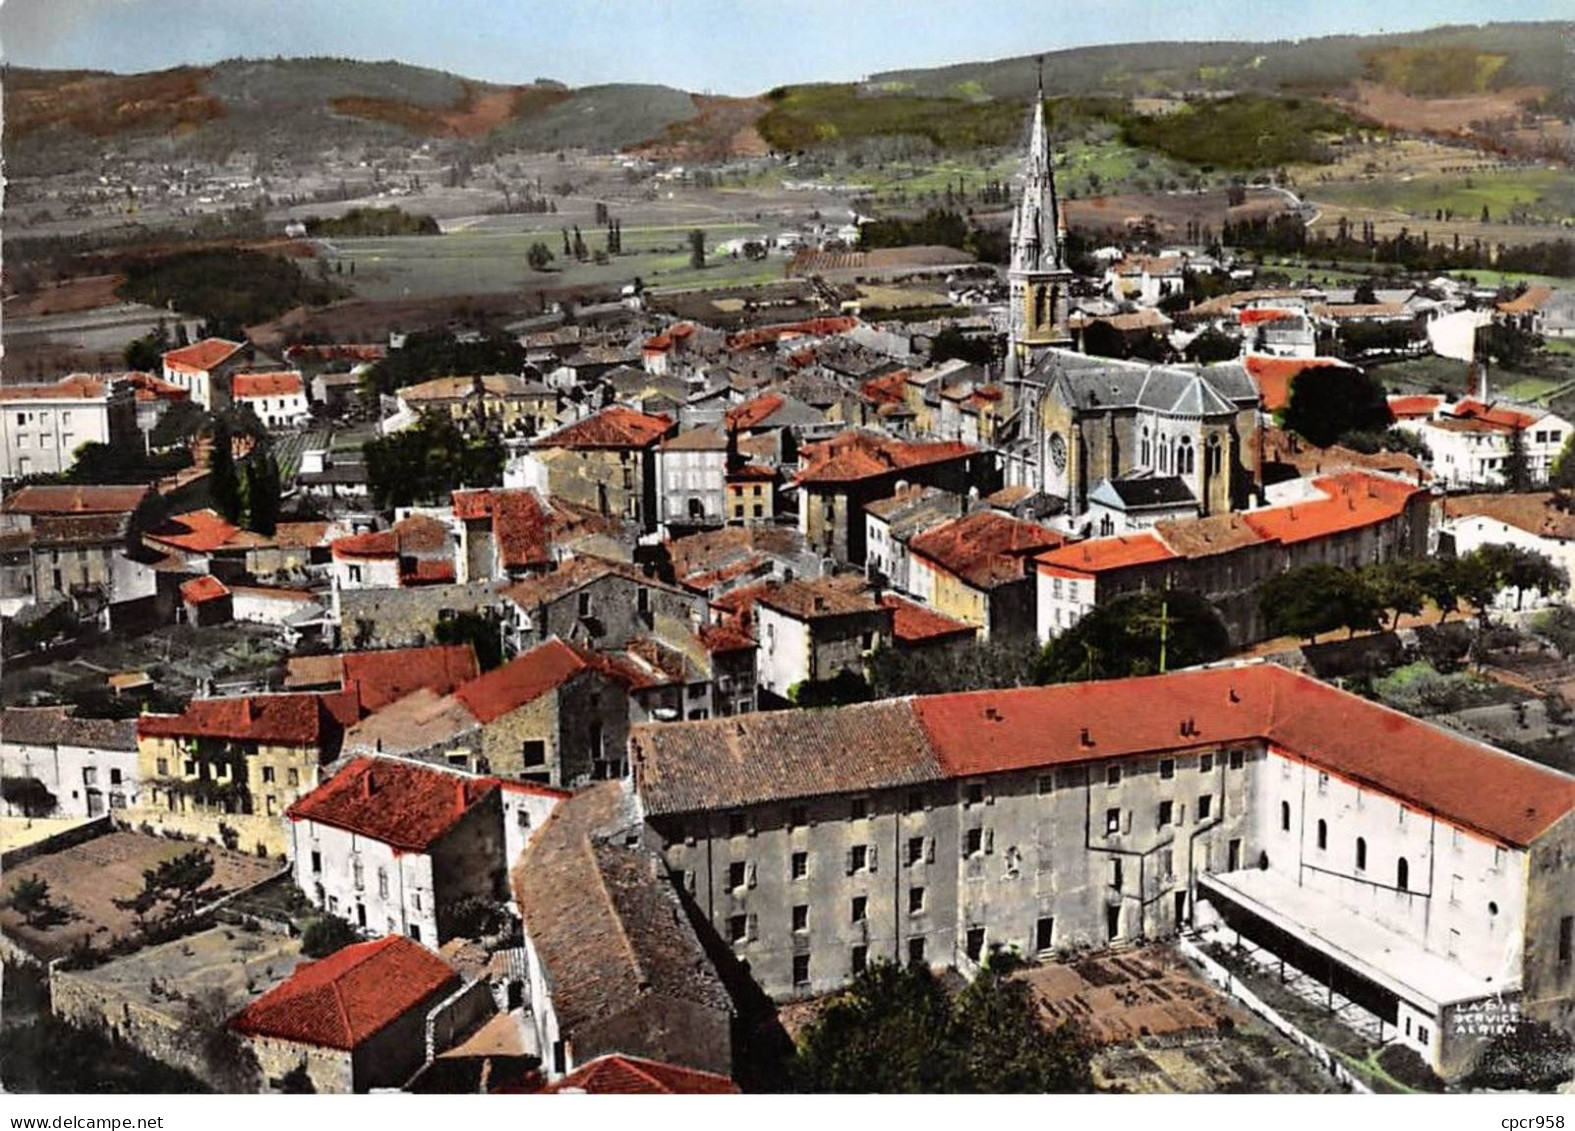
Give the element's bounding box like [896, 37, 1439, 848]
[331, 514, 451, 561]
[1244, 356, 1354, 414]
[757, 577, 883, 620]
[287, 756, 497, 852]
[137, 691, 353, 747]
[230, 935, 458, 1050]
[341, 644, 480, 713]
[1388, 394, 1444, 419]
[1443, 492, 1575, 541]
[0, 374, 111, 401]
[880, 594, 977, 645]
[724, 394, 785, 432]
[452, 638, 587, 724]
[231, 371, 304, 399]
[1240, 472, 1419, 545]
[543, 1055, 738, 1094]
[146, 509, 241, 554]
[636, 665, 1575, 846]
[537, 407, 672, 450]
[180, 575, 231, 604]
[2, 485, 150, 516]
[1036, 531, 1177, 576]
[795, 432, 975, 486]
[162, 338, 245, 373]
[908, 511, 1064, 590]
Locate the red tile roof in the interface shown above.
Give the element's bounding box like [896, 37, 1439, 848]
[180, 575, 230, 604]
[795, 432, 975, 486]
[116, 371, 191, 403]
[453, 638, 588, 724]
[1244, 356, 1354, 414]
[146, 509, 241, 554]
[861, 370, 911, 407]
[341, 644, 480, 714]
[230, 935, 458, 1051]
[0, 374, 111, 401]
[642, 322, 697, 353]
[1450, 399, 1541, 432]
[231, 371, 305, 399]
[287, 757, 497, 852]
[1388, 394, 1444, 419]
[331, 514, 451, 561]
[638, 664, 1575, 847]
[543, 1054, 738, 1094]
[725, 316, 859, 353]
[138, 691, 354, 747]
[908, 511, 1064, 590]
[1, 484, 150, 516]
[162, 338, 246, 373]
[880, 594, 977, 645]
[537, 407, 673, 449]
[451, 488, 612, 572]
[1238, 307, 1299, 326]
[695, 622, 757, 654]
[724, 394, 786, 432]
[1240, 471, 1418, 546]
[402, 558, 456, 585]
[1036, 531, 1177, 577]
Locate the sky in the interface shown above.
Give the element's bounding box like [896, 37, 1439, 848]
[1, 0, 1567, 94]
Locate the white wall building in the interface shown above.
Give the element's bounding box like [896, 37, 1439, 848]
[232, 372, 311, 429]
[0, 377, 137, 480]
[656, 427, 728, 530]
[0, 709, 139, 818]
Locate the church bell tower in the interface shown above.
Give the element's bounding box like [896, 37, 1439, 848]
[1008, 60, 1073, 371]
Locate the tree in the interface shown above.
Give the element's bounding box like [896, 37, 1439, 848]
[151, 400, 208, 451]
[792, 957, 1093, 1093]
[114, 849, 218, 926]
[208, 418, 242, 524]
[2, 775, 58, 817]
[1502, 427, 1532, 493]
[688, 229, 707, 270]
[363, 415, 506, 510]
[301, 914, 359, 958]
[1352, 278, 1378, 305]
[1531, 604, 1575, 658]
[929, 326, 994, 367]
[1036, 590, 1229, 683]
[4, 874, 65, 928]
[526, 242, 555, 272]
[1184, 327, 1241, 364]
[1259, 564, 1383, 642]
[1479, 322, 1543, 369]
[868, 636, 1039, 699]
[1360, 560, 1426, 629]
[1279, 364, 1392, 448]
[1472, 543, 1569, 611]
[1551, 435, 1575, 490]
[1463, 1021, 1575, 1092]
[238, 449, 282, 535]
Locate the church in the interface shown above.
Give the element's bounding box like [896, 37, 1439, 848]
[998, 72, 1261, 531]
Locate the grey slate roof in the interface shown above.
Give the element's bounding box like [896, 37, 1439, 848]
[1031, 349, 1257, 417]
[1089, 477, 1198, 510]
[1, 707, 137, 750]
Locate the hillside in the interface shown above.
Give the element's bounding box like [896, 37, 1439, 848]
[4, 21, 1570, 174]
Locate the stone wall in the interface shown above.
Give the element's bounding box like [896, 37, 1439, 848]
[336, 581, 501, 651]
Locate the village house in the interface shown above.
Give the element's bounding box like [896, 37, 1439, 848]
[499, 554, 706, 655]
[724, 462, 780, 526]
[1036, 470, 1431, 645]
[514, 781, 733, 1081]
[1105, 254, 1187, 306]
[863, 485, 965, 593]
[1395, 398, 1572, 489]
[180, 574, 233, 626]
[630, 663, 1575, 1080]
[0, 374, 139, 480]
[395, 374, 560, 437]
[529, 407, 675, 532]
[230, 935, 468, 1093]
[231, 371, 310, 429]
[794, 430, 997, 566]
[754, 577, 892, 703]
[288, 757, 507, 945]
[450, 488, 615, 583]
[0, 708, 139, 818]
[0, 484, 161, 625]
[330, 514, 456, 591]
[904, 510, 1063, 641]
[132, 691, 360, 857]
[657, 425, 729, 532]
[1441, 493, 1575, 608]
[160, 338, 252, 410]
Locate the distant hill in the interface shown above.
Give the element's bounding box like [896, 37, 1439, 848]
[5, 22, 1570, 173]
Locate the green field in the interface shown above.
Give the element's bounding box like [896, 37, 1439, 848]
[1311, 168, 1575, 226]
[323, 221, 785, 300]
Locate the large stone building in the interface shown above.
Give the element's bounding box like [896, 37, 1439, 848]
[530, 407, 675, 532]
[630, 664, 1575, 1079]
[0, 484, 162, 625]
[0, 375, 138, 480]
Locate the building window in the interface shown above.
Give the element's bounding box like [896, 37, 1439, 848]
[909, 886, 925, 914]
[577, 592, 592, 617]
[1200, 754, 1213, 773]
[1157, 800, 1173, 828]
[1229, 750, 1244, 770]
[1159, 758, 1175, 780]
[352, 859, 364, 891]
[905, 791, 924, 813]
[377, 868, 389, 899]
[310, 851, 322, 874]
[1105, 808, 1121, 835]
[1397, 857, 1410, 892]
[792, 954, 810, 987]
[728, 861, 747, 890]
[791, 904, 808, 933]
[728, 812, 747, 837]
[852, 945, 868, 974]
[851, 896, 868, 923]
[522, 740, 546, 767]
[157, 757, 168, 776]
[908, 936, 927, 965]
[109, 768, 123, 786]
[1106, 766, 1121, 786]
[789, 804, 808, 828]
[965, 927, 986, 962]
[1281, 801, 1291, 832]
[849, 844, 869, 872]
[262, 766, 275, 784]
[907, 835, 926, 866]
[965, 782, 985, 806]
[1197, 794, 1212, 821]
[965, 827, 983, 856]
[791, 851, 808, 880]
[849, 797, 868, 821]
[1316, 819, 1327, 850]
[1559, 916, 1573, 966]
[728, 915, 748, 943]
[1356, 837, 1367, 871]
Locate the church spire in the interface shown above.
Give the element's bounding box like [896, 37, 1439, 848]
[1011, 56, 1063, 275]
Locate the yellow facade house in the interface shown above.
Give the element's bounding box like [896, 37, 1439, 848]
[133, 691, 358, 858]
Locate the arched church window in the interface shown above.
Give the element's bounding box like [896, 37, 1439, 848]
[1178, 436, 1195, 477]
[1033, 286, 1048, 328]
[1206, 435, 1223, 476]
[1141, 427, 1151, 466]
[1158, 437, 1169, 473]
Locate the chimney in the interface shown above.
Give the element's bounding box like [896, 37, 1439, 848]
[1079, 727, 1094, 748]
[984, 705, 1001, 722]
[240, 698, 253, 725]
[455, 780, 467, 810]
[362, 768, 375, 798]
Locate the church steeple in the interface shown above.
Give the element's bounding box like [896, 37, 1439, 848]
[1008, 58, 1072, 357]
